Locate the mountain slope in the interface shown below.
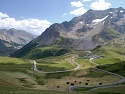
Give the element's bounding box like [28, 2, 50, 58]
[12, 7, 125, 58]
[0, 28, 37, 55]
[33, 7, 125, 49]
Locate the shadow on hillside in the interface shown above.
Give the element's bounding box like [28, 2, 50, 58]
[96, 61, 125, 77]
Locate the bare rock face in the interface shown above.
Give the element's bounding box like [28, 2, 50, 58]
[12, 7, 125, 57]
[32, 7, 125, 50]
[0, 28, 37, 55]
[33, 24, 60, 46]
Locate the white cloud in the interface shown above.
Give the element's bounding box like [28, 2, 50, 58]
[83, 0, 91, 2]
[70, 7, 87, 15]
[0, 12, 51, 35]
[71, 1, 83, 7]
[0, 12, 9, 19]
[90, 0, 111, 10]
[63, 13, 67, 16]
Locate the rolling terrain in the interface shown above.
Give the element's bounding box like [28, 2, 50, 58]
[1, 7, 125, 94]
[0, 28, 37, 56]
[11, 7, 125, 58]
[1, 43, 125, 94]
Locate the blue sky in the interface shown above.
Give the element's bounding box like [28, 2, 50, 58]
[0, 0, 125, 35]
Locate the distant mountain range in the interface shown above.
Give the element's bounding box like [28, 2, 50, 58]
[12, 7, 125, 58]
[0, 28, 37, 55]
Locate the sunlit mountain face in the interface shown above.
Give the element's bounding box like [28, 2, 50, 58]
[0, 28, 37, 55]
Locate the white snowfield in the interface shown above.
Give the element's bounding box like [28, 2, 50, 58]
[80, 21, 84, 24]
[92, 15, 109, 23]
[120, 10, 124, 13]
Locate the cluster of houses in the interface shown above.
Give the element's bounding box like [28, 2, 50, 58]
[84, 52, 104, 59]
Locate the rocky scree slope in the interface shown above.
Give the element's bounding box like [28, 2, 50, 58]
[34, 7, 125, 50]
[12, 7, 125, 57]
[0, 28, 37, 55]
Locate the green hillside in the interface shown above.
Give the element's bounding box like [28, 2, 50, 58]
[11, 44, 70, 59]
[1, 43, 125, 94]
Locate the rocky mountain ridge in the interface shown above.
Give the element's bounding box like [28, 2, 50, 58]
[11, 7, 125, 57]
[0, 28, 37, 55]
[33, 7, 125, 50]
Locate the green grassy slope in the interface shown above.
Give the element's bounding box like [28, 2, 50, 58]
[92, 44, 125, 76]
[1, 42, 125, 94]
[72, 43, 125, 93]
[101, 26, 122, 41]
[93, 86, 125, 94]
[0, 57, 94, 94]
[11, 45, 70, 59]
[11, 41, 37, 58]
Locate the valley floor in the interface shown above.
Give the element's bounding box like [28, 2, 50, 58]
[0, 45, 125, 94]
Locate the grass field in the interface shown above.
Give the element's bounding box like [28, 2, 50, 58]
[93, 58, 123, 65]
[75, 58, 95, 69]
[72, 44, 125, 93]
[36, 54, 76, 72]
[1, 43, 125, 94]
[92, 86, 125, 94]
[92, 44, 125, 77]
[0, 56, 27, 64]
[0, 56, 123, 93]
[22, 45, 71, 59]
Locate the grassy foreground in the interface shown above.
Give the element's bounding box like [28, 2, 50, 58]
[1, 44, 125, 94]
[0, 56, 92, 94]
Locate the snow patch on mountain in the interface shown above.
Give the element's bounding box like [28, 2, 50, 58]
[120, 10, 124, 13]
[80, 21, 83, 24]
[92, 15, 109, 23]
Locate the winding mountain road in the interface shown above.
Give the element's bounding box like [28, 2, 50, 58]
[69, 57, 125, 92]
[32, 55, 80, 74]
[32, 55, 125, 92]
